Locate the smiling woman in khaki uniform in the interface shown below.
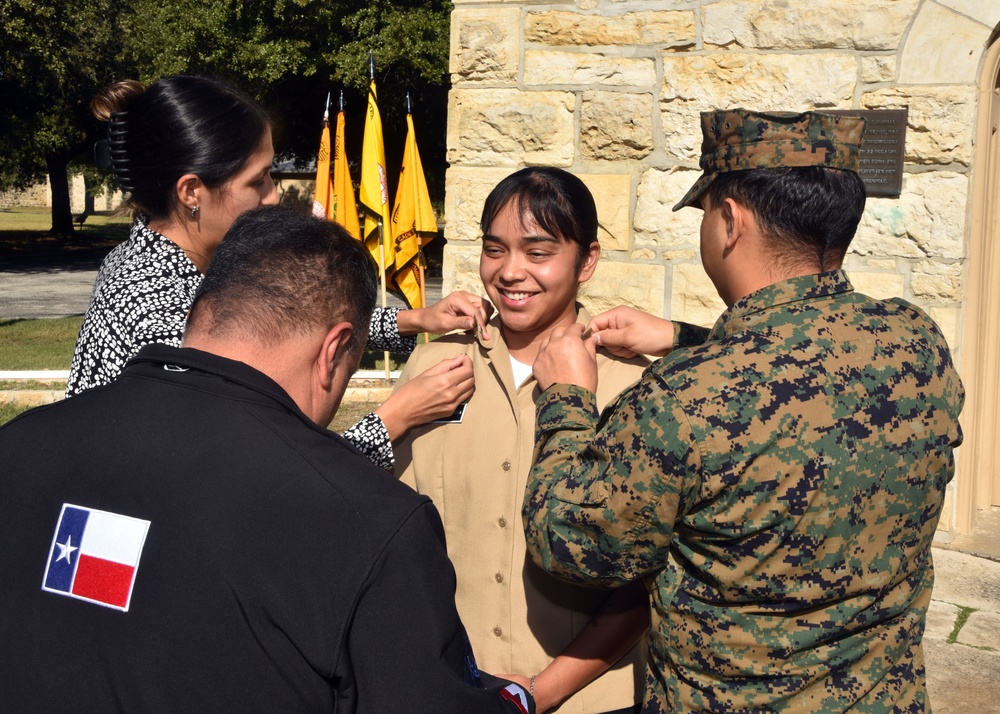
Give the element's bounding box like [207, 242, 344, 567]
[394, 167, 650, 713]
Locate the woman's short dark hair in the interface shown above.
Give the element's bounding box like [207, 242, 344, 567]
[706, 166, 867, 272]
[92, 75, 271, 219]
[480, 167, 599, 262]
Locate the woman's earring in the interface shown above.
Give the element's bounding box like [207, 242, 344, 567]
[190, 205, 200, 218]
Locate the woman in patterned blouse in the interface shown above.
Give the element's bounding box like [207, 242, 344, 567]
[69, 75, 487, 468]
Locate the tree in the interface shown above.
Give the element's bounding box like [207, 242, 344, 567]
[120, 0, 453, 204]
[0, 0, 453, 235]
[0, 0, 127, 235]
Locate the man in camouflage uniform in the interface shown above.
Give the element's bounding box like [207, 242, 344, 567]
[523, 109, 965, 713]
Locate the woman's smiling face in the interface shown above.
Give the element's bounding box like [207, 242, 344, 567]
[479, 200, 599, 346]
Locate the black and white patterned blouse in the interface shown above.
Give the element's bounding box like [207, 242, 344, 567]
[66, 216, 415, 469]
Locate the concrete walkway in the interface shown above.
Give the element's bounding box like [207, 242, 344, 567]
[925, 545, 1000, 712]
[2, 263, 998, 711]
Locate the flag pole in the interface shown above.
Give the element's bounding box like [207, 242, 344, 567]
[370, 52, 391, 380]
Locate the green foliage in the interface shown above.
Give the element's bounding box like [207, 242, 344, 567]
[0, 0, 125, 188]
[0, 0, 453, 231]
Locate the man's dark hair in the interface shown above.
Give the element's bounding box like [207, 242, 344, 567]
[188, 206, 377, 352]
[706, 166, 867, 272]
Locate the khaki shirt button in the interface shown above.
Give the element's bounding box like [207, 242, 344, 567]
[498, 516, 507, 528]
[495, 572, 504, 583]
[493, 627, 503, 638]
[502, 460, 512, 471]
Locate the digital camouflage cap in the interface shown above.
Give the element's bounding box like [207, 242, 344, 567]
[673, 109, 867, 211]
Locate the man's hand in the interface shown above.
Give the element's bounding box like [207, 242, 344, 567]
[587, 306, 675, 358]
[396, 291, 494, 339]
[533, 324, 597, 393]
[377, 356, 475, 440]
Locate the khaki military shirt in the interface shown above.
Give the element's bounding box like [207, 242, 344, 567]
[525, 272, 965, 713]
[395, 308, 649, 712]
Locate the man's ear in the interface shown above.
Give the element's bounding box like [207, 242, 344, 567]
[317, 322, 355, 389]
[721, 197, 748, 254]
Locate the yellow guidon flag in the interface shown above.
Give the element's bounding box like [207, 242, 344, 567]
[331, 107, 360, 240]
[390, 111, 437, 309]
[358, 79, 394, 277]
[311, 104, 333, 220]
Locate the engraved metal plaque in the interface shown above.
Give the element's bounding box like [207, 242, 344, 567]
[827, 109, 908, 197]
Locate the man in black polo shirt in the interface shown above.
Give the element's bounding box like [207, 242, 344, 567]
[0, 206, 533, 714]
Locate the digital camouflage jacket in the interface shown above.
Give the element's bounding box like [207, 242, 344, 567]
[524, 270, 965, 713]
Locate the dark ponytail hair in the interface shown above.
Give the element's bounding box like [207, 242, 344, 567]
[479, 167, 600, 263]
[92, 75, 271, 219]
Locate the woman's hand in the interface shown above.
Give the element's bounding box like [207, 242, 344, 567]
[587, 306, 675, 358]
[376, 355, 474, 440]
[396, 291, 494, 339]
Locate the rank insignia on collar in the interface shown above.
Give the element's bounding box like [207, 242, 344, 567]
[42, 504, 151, 612]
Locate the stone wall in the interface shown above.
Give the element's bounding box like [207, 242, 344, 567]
[446, 0, 1000, 533]
[0, 175, 123, 213]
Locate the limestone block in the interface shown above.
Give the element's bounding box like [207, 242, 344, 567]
[702, 0, 919, 51]
[911, 260, 965, 302]
[929, 307, 961, 351]
[580, 261, 666, 316]
[450, 8, 520, 84]
[575, 0, 689, 8]
[631, 248, 657, 261]
[854, 173, 969, 260]
[899, 2, 992, 84]
[580, 92, 655, 161]
[525, 10, 695, 47]
[848, 271, 905, 301]
[864, 259, 899, 272]
[525, 50, 656, 87]
[660, 53, 856, 162]
[861, 55, 896, 84]
[633, 168, 703, 252]
[448, 89, 575, 167]
[342, 386, 392, 404]
[862, 87, 976, 167]
[442, 243, 486, 297]
[935, 0, 1000, 26]
[670, 263, 724, 327]
[577, 173, 632, 251]
[0, 390, 63, 407]
[444, 167, 517, 244]
[663, 249, 698, 263]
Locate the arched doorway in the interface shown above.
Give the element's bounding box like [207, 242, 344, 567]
[957, 26, 1000, 535]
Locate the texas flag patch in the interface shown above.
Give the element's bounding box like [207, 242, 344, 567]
[42, 504, 150, 612]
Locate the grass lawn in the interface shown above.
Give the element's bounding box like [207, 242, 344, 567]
[0, 317, 83, 370]
[0, 401, 34, 426]
[0, 206, 130, 256]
